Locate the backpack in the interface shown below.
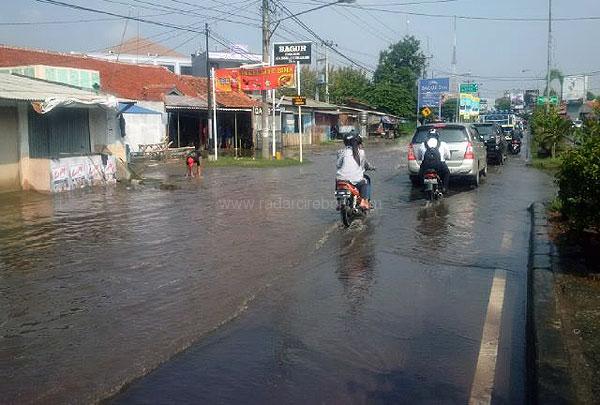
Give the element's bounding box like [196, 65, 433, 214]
[422, 146, 441, 164]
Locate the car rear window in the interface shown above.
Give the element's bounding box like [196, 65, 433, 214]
[473, 125, 494, 139]
[412, 127, 468, 144]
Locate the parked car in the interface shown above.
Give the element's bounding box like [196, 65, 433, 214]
[473, 123, 507, 164]
[408, 123, 488, 187]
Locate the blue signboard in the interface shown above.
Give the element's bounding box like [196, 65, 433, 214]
[418, 78, 450, 109]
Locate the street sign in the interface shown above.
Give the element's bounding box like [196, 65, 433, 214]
[536, 96, 559, 106]
[421, 106, 432, 118]
[418, 78, 450, 109]
[273, 42, 312, 65]
[460, 83, 478, 93]
[292, 96, 306, 106]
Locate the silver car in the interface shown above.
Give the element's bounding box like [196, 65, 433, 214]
[407, 124, 488, 187]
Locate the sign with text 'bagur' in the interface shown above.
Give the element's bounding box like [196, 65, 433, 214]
[273, 42, 312, 65]
[418, 78, 450, 109]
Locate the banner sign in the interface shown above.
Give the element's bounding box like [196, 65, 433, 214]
[215, 64, 296, 92]
[292, 96, 306, 106]
[563, 75, 587, 101]
[418, 78, 450, 109]
[273, 42, 312, 65]
[460, 93, 481, 118]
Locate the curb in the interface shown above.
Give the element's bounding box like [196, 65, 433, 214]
[527, 202, 575, 404]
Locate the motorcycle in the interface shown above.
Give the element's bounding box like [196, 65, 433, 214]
[335, 175, 371, 227]
[422, 169, 443, 202]
[509, 137, 521, 155]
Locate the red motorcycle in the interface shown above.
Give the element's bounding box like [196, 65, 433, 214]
[334, 175, 371, 227]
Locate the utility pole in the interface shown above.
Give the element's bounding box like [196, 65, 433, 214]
[545, 0, 552, 112]
[325, 45, 330, 103]
[205, 23, 212, 151]
[452, 15, 459, 122]
[261, 0, 270, 159]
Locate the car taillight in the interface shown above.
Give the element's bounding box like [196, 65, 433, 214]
[464, 142, 474, 159]
[408, 143, 416, 161]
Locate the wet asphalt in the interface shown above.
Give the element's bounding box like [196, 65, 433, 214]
[1, 140, 555, 404]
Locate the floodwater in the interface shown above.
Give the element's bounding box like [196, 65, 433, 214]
[1, 142, 555, 404]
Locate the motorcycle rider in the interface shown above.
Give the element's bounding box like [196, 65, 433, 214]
[418, 129, 451, 193]
[336, 131, 373, 209]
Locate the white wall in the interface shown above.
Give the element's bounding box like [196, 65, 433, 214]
[122, 113, 165, 152]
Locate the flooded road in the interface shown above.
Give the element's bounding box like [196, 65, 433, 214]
[1, 142, 555, 403]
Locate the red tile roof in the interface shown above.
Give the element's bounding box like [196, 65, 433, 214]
[179, 75, 259, 108]
[0, 44, 258, 108]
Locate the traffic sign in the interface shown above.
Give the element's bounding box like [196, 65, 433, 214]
[421, 106, 432, 118]
[460, 83, 478, 93]
[536, 96, 559, 106]
[292, 96, 306, 106]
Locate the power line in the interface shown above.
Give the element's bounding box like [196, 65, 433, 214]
[272, 0, 375, 73]
[347, 4, 600, 22]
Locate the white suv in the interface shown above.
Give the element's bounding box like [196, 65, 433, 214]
[407, 124, 488, 187]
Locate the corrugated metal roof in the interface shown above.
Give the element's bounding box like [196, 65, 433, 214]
[0, 73, 106, 102]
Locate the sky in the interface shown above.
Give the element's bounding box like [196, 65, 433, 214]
[1, 0, 599, 99]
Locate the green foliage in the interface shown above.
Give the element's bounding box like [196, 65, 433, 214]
[556, 122, 600, 230]
[278, 66, 318, 99]
[374, 36, 427, 90]
[530, 106, 572, 158]
[328, 66, 371, 105]
[441, 98, 458, 122]
[495, 97, 511, 111]
[367, 81, 414, 118]
[586, 91, 596, 101]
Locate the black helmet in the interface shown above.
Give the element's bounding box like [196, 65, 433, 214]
[343, 131, 359, 146]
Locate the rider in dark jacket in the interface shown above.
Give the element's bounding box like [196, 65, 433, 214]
[418, 130, 451, 193]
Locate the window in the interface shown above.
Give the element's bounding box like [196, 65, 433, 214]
[180, 66, 193, 75]
[28, 107, 91, 158]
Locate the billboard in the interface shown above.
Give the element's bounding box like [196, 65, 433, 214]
[273, 42, 312, 65]
[418, 78, 450, 109]
[459, 93, 480, 118]
[525, 89, 540, 108]
[215, 64, 296, 92]
[563, 75, 587, 101]
[510, 91, 525, 110]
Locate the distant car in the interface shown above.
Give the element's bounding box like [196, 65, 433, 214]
[408, 123, 488, 187]
[473, 123, 507, 165]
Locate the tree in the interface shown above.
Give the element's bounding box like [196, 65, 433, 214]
[544, 68, 564, 99]
[328, 66, 371, 105]
[374, 36, 427, 89]
[368, 81, 414, 118]
[495, 97, 511, 111]
[441, 98, 458, 121]
[587, 91, 596, 101]
[278, 66, 318, 99]
[372, 36, 427, 119]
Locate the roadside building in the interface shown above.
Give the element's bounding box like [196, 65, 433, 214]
[0, 45, 258, 155]
[87, 37, 192, 75]
[0, 74, 122, 193]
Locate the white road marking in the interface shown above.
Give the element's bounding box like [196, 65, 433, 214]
[469, 269, 507, 405]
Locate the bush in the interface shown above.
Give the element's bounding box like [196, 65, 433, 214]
[530, 106, 572, 158]
[555, 125, 600, 231]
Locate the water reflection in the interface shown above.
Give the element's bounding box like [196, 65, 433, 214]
[336, 224, 377, 315]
